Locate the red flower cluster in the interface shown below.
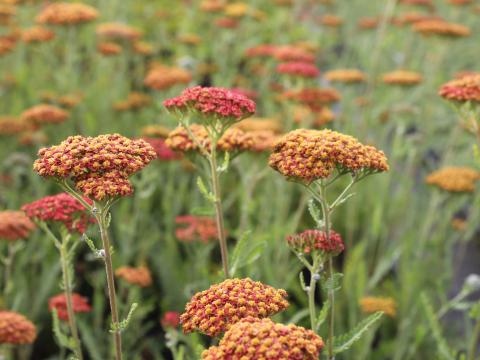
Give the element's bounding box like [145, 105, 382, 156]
[0, 311, 37, 344]
[287, 229, 344, 255]
[276, 62, 320, 78]
[175, 215, 218, 243]
[48, 293, 91, 321]
[164, 86, 256, 121]
[202, 317, 324, 360]
[22, 193, 93, 233]
[161, 311, 181, 328]
[33, 134, 157, 200]
[439, 74, 480, 103]
[181, 278, 289, 337]
[142, 137, 180, 161]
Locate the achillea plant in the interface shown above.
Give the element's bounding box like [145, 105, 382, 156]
[97, 42, 122, 56]
[276, 61, 320, 78]
[360, 297, 397, 318]
[115, 266, 153, 288]
[425, 167, 479, 192]
[382, 70, 423, 86]
[33, 134, 156, 360]
[22, 193, 93, 359]
[35, 2, 99, 26]
[201, 317, 324, 360]
[142, 137, 179, 161]
[0, 311, 37, 345]
[165, 86, 256, 278]
[21, 104, 69, 126]
[95, 22, 142, 41]
[21, 26, 55, 43]
[413, 19, 471, 37]
[49, 293, 91, 321]
[113, 92, 152, 112]
[324, 69, 367, 83]
[269, 128, 388, 359]
[180, 278, 289, 337]
[0, 116, 28, 136]
[144, 65, 192, 91]
[175, 215, 218, 243]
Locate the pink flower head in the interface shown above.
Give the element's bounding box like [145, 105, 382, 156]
[276, 62, 320, 78]
[245, 44, 278, 58]
[175, 215, 218, 243]
[22, 193, 93, 234]
[287, 229, 344, 255]
[48, 293, 91, 321]
[164, 86, 256, 122]
[161, 311, 181, 328]
[142, 137, 180, 161]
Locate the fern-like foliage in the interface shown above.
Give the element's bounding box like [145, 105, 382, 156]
[332, 311, 384, 354]
[420, 293, 456, 360]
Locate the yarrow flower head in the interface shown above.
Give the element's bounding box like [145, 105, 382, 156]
[161, 311, 181, 328]
[0, 311, 37, 344]
[142, 137, 180, 161]
[269, 129, 389, 183]
[287, 229, 344, 255]
[324, 69, 367, 83]
[143, 64, 192, 91]
[201, 317, 324, 360]
[0, 116, 28, 135]
[413, 19, 470, 37]
[36, 2, 99, 26]
[36, 2, 98, 25]
[48, 293, 91, 321]
[96, 22, 142, 41]
[166, 124, 253, 154]
[382, 70, 423, 86]
[33, 134, 157, 201]
[21, 26, 55, 43]
[426, 166, 479, 192]
[0, 210, 35, 241]
[22, 193, 93, 234]
[439, 74, 480, 103]
[180, 278, 289, 337]
[164, 86, 256, 123]
[276, 62, 320, 78]
[359, 296, 397, 318]
[175, 215, 218, 243]
[21, 104, 69, 126]
[282, 88, 341, 108]
[115, 266, 152, 287]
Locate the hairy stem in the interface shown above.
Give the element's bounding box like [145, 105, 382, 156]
[59, 240, 83, 360]
[97, 208, 123, 360]
[308, 257, 319, 331]
[2, 244, 14, 304]
[208, 144, 230, 278]
[468, 318, 480, 360]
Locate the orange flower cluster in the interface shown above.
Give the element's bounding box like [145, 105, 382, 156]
[359, 296, 397, 318]
[49, 293, 91, 321]
[144, 65, 192, 91]
[175, 215, 218, 243]
[141, 125, 171, 138]
[21, 26, 55, 43]
[33, 134, 157, 200]
[0, 210, 35, 241]
[113, 92, 152, 111]
[439, 74, 480, 102]
[358, 17, 380, 30]
[273, 45, 315, 63]
[0, 36, 16, 56]
[115, 266, 152, 287]
[202, 317, 323, 360]
[0, 311, 37, 344]
[324, 69, 366, 83]
[96, 22, 142, 41]
[382, 70, 422, 86]
[36, 2, 99, 25]
[425, 166, 479, 192]
[166, 124, 253, 154]
[447, 0, 472, 5]
[269, 129, 389, 182]
[319, 14, 343, 27]
[283, 88, 341, 107]
[0, 116, 28, 135]
[180, 278, 289, 337]
[413, 20, 470, 37]
[200, 0, 225, 13]
[234, 117, 283, 134]
[97, 42, 122, 56]
[244, 130, 278, 152]
[293, 105, 335, 127]
[21, 104, 69, 126]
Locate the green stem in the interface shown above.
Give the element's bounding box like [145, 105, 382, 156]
[59, 240, 83, 360]
[2, 243, 14, 304]
[97, 207, 123, 360]
[468, 318, 480, 360]
[208, 143, 230, 278]
[308, 257, 319, 330]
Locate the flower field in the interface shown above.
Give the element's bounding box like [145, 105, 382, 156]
[0, 0, 479, 359]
